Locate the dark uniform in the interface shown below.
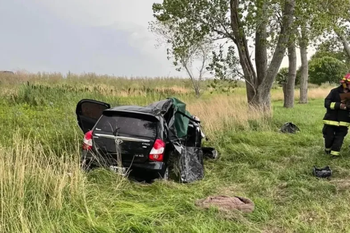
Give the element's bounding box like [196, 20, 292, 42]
[323, 85, 350, 156]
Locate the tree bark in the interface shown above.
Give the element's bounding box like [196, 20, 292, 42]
[230, 0, 295, 112]
[299, 27, 308, 104]
[282, 82, 287, 103]
[183, 62, 201, 97]
[262, 0, 296, 95]
[284, 41, 297, 108]
[255, 0, 296, 111]
[255, 1, 268, 87]
[230, 0, 257, 105]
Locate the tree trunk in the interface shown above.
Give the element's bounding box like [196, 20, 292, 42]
[255, 1, 268, 87]
[191, 80, 200, 97]
[282, 83, 287, 103]
[230, 0, 295, 112]
[262, 0, 296, 95]
[182, 61, 201, 97]
[299, 27, 308, 104]
[230, 0, 258, 105]
[284, 42, 297, 108]
[248, 87, 271, 111]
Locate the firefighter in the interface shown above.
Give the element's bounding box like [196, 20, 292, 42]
[322, 73, 350, 157]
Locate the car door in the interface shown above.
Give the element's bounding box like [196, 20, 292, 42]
[76, 99, 111, 133]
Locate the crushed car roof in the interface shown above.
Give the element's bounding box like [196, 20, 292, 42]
[105, 105, 160, 116]
[103, 99, 174, 117]
[104, 98, 194, 140]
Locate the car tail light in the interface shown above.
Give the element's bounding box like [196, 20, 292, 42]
[149, 139, 165, 162]
[83, 130, 93, 150]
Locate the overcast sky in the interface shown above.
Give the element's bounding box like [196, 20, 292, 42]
[0, 0, 311, 78]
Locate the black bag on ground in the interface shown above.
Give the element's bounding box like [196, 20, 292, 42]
[280, 122, 300, 133]
[313, 166, 332, 178]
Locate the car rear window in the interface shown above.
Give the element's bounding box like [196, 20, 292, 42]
[94, 114, 157, 138]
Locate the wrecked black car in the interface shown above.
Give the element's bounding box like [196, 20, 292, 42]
[75, 97, 218, 183]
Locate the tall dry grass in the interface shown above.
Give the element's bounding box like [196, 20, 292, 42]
[0, 72, 192, 87]
[186, 94, 270, 137]
[271, 87, 332, 101]
[187, 87, 332, 138]
[0, 133, 86, 232]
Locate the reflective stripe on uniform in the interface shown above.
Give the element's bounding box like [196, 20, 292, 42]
[330, 102, 336, 109]
[340, 122, 350, 126]
[331, 150, 340, 156]
[323, 120, 350, 127]
[325, 148, 331, 152]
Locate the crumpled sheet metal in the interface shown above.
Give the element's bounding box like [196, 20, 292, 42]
[168, 146, 204, 183]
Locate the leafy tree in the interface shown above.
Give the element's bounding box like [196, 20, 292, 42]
[314, 41, 350, 65]
[276, 67, 289, 85]
[273, 0, 348, 104]
[149, 21, 213, 97]
[332, 5, 350, 60]
[336, 31, 350, 61]
[151, 0, 296, 112]
[317, 0, 350, 61]
[308, 56, 348, 85]
[277, 67, 301, 85]
[293, 0, 344, 104]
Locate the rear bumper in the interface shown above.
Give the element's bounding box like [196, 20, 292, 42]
[123, 161, 165, 171]
[81, 150, 165, 171]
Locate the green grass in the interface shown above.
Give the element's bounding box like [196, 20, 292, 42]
[0, 74, 348, 232]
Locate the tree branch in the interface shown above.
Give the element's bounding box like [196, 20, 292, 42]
[335, 30, 350, 59]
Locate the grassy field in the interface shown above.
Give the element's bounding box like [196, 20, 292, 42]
[1, 72, 349, 232]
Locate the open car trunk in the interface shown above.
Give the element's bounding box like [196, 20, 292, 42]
[76, 99, 111, 134]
